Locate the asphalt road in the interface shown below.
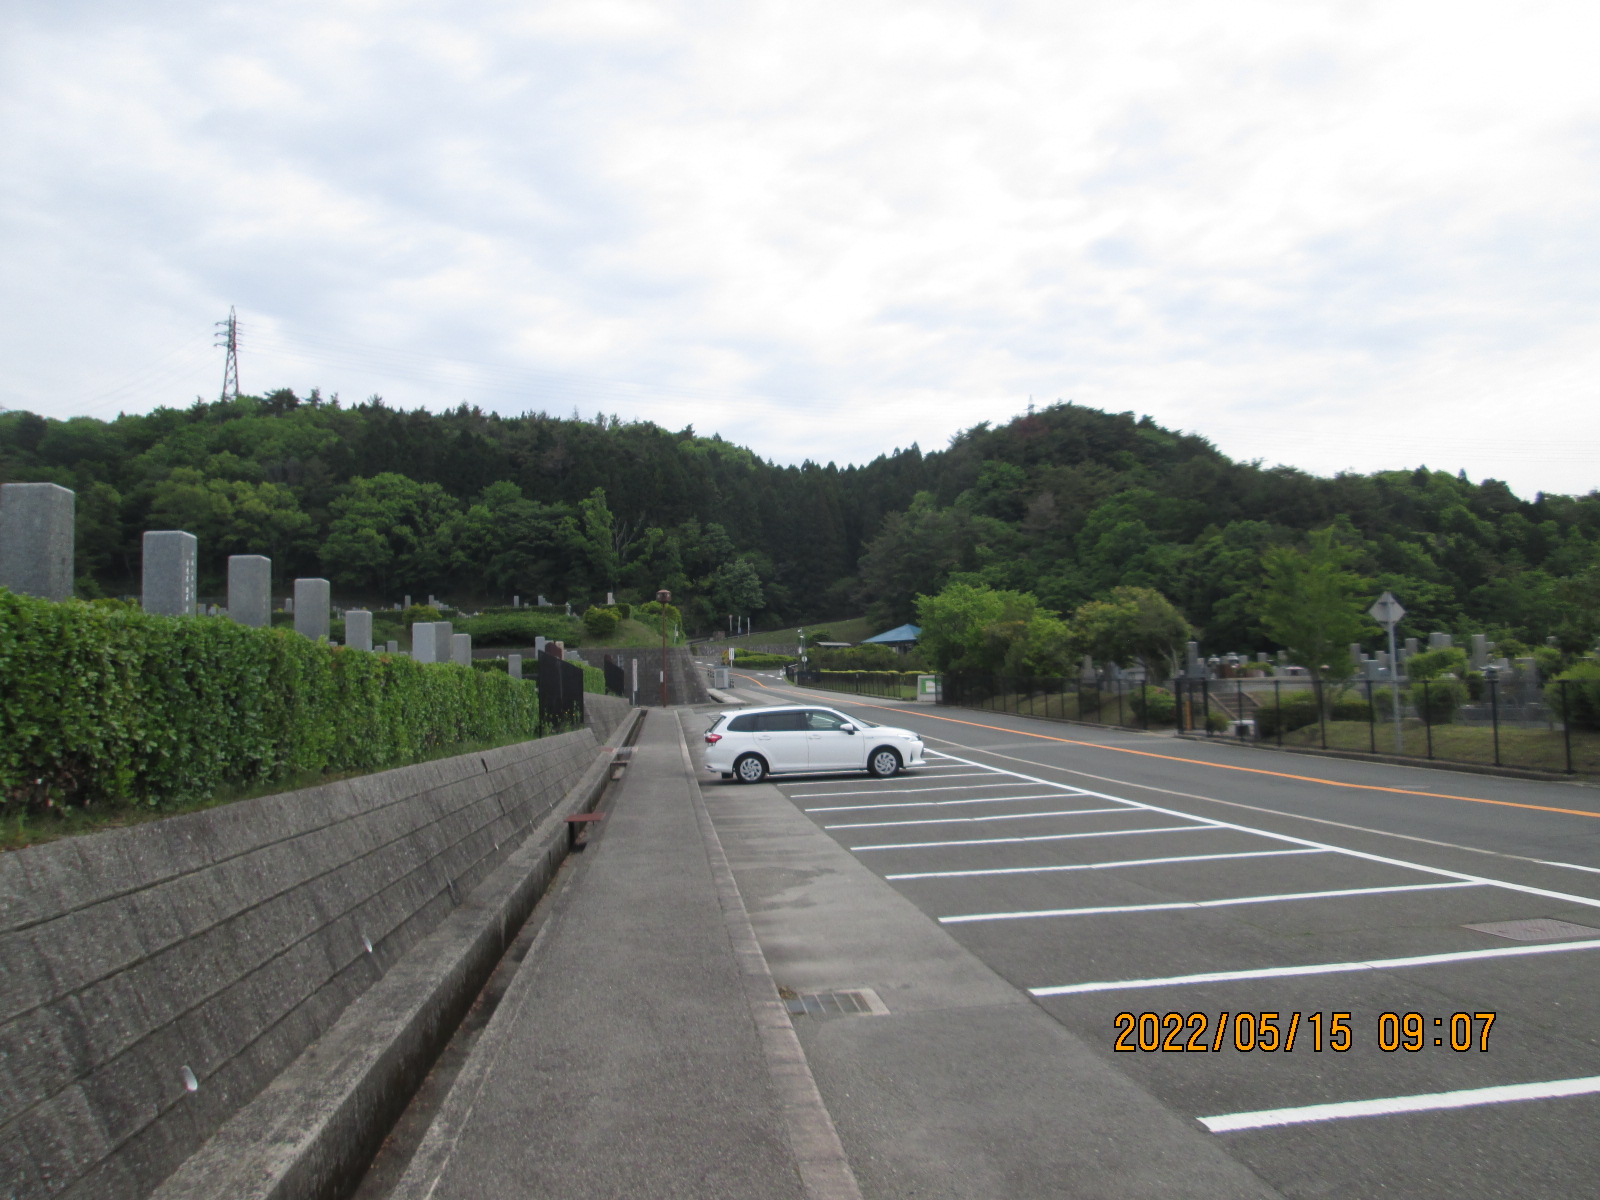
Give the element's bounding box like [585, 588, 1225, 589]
[706, 670, 1600, 1199]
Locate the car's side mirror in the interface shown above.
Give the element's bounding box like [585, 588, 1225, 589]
[841, 723, 857, 734]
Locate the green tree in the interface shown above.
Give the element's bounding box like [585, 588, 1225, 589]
[708, 558, 765, 616]
[915, 581, 1068, 674]
[1257, 527, 1374, 683]
[1069, 586, 1192, 683]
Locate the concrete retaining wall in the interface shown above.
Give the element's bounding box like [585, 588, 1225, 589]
[0, 705, 633, 1200]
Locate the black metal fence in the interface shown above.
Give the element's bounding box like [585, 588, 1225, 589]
[788, 668, 920, 700]
[939, 672, 1172, 731]
[602, 655, 626, 698]
[1173, 676, 1598, 776]
[536, 650, 586, 732]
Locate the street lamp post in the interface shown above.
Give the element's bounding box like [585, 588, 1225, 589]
[657, 589, 672, 706]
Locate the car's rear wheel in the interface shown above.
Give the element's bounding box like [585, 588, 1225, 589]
[734, 754, 768, 784]
[867, 747, 902, 778]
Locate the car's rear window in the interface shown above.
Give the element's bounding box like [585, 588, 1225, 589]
[757, 710, 809, 732]
[727, 713, 759, 732]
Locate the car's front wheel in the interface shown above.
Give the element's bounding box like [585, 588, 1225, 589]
[867, 747, 902, 778]
[734, 754, 768, 783]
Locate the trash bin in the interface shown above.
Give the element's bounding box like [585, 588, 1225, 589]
[917, 675, 939, 704]
[1230, 719, 1256, 739]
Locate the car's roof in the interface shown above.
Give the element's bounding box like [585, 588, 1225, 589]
[717, 703, 839, 716]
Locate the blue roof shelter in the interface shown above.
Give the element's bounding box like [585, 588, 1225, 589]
[862, 623, 921, 646]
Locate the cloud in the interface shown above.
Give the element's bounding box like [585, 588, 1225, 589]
[3, 0, 1599, 496]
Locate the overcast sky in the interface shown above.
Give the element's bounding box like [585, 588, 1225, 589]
[4, 0, 1598, 499]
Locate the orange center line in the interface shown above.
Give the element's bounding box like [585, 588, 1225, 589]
[830, 700, 1600, 821]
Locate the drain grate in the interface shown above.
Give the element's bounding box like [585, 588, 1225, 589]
[783, 987, 889, 1018]
[1464, 918, 1600, 941]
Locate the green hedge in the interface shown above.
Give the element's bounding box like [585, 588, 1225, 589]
[728, 652, 795, 668]
[1, 589, 541, 816]
[458, 611, 583, 647]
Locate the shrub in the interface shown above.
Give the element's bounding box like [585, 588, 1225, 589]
[1127, 686, 1176, 724]
[1405, 647, 1468, 680]
[459, 611, 582, 647]
[401, 603, 445, 625]
[614, 602, 632, 621]
[1547, 662, 1600, 731]
[582, 606, 620, 638]
[0, 588, 540, 818]
[1408, 677, 1465, 724]
[1255, 690, 1320, 737]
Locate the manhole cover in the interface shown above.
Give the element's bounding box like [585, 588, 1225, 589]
[1464, 919, 1600, 941]
[783, 988, 889, 1017]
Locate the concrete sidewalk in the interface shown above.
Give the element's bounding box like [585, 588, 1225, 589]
[386, 702, 1283, 1200]
[387, 709, 830, 1200]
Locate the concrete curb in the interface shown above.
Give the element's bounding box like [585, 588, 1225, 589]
[151, 708, 644, 1200]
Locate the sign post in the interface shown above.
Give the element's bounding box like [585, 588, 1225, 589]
[1368, 591, 1406, 754]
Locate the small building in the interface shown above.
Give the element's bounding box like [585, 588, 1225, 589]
[861, 623, 921, 651]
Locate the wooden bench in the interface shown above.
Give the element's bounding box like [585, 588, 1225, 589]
[565, 812, 605, 851]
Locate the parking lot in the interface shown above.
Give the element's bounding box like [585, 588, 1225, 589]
[710, 681, 1600, 1198]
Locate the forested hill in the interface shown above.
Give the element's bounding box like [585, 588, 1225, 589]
[2, 393, 1597, 650]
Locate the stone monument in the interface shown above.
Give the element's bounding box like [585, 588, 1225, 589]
[227, 555, 271, 627]
[293, 578, 331, 641]
[345, 610, 373, 652]
[0, 482, 75, 601]
[452, 632, 471, 666]
[141, 531, 198, 616]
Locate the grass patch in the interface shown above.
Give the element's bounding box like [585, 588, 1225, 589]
[1275, 720, 1600, 775]
[709, 615, 878, 651]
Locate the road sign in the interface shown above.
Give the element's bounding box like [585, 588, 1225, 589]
[1368, 591, 1405, 627]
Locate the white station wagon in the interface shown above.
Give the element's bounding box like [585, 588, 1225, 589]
[702, 704, 926, 783]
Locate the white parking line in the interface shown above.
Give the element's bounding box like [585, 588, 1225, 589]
[824, 807, 1128, 831]
[928, 752, 1600, 917]
[789, 782, 1067, 798]
[886, 848, 1330, 881]
[940, 881, 1482, 924]
[1199, 1075, 1600, 1133]
[1030, 938, 1600, 996]
[806, 792, 1105, 813]
[851, 824, 1218, 852]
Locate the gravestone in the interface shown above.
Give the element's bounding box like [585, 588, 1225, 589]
[386, 640, 399, 653]
[0, 482, 75, 601]
[1405, 637, 1419, 656]
[537, 594, 548, 607]
[606, 592, 615, 605]
[508, 654, 522, 679]
[345, 610, 373, 652]
[452, 633, 471, 666]
[1080, 654, 1096, 680]
[227, 555, 271, 627]
[1428, 632, 1452, 650]
[141, 531, 198, 616]
[411, 622, 438, 663]
[1186, 641, 1201, 674]
[1277, 650, 1288, 665]
[1470, 633, 1489, 670]
[514, 595, 520, 608]
[432, 621, 453, 663]
[535, 636, 547, 656]
[285, 596, 295, 614]
[1349, 643, 1364, 667]
[293, 578, 331, 641]
[404, 594, 412, 609]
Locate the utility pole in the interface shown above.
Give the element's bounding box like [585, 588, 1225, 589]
[215, 307, 240, 402]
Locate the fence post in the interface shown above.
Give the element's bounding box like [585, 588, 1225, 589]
[1236, 678, 1244, 738]
[1317, 679, 1328, 749]
[1275, 679, 1283, 746]
[1141, 681, 1149, 731]
[1423, 680, 1434, 759]
[1367, 680, 1376, 754]
[1490, 675, 1501, 767]
[1117, 679, 1125, 727]
[1202, 679, 1212, 736]
[1562, 679, 1574, 774]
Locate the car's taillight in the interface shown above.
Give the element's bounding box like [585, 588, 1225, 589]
[705, 732, 722, 744]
